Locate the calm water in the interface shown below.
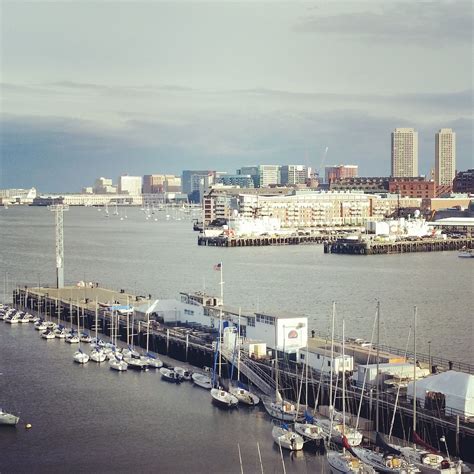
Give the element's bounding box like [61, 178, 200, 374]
[0, 206, 472, 472]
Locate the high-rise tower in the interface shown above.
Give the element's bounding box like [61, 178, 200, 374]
[435, 128, 456, 186]
[391, 128, 418, 177]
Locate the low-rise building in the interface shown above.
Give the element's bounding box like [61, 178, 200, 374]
[453, 169, 474, 194]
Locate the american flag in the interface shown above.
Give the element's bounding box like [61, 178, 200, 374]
[213, 262, 222, 271]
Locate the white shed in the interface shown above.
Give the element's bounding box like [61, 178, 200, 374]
[407, 370, 474, 419]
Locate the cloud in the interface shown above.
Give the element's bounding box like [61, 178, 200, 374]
[293, 1, 473, 45]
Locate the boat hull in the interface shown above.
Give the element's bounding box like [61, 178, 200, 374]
[210, 388, 238, 408]
[0, 413, 19, 426]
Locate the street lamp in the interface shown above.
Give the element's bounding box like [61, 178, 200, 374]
[428, 340, 432, 372]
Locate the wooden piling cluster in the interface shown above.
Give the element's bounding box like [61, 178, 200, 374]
[324, 237, 473, 255]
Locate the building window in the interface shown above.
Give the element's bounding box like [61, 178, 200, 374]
[184, 309, 194, 316]
[247, 317, 255, 327]
[328, 361, 331, 367]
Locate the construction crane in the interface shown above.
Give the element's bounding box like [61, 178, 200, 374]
[314, 146, 329, 182]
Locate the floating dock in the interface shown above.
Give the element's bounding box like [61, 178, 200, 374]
[198, 233, 340, 247]
[324, 237, 473, 255]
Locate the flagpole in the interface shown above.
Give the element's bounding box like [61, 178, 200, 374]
[219, 262, 223, 378]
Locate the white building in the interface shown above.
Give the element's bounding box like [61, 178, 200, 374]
[391, 128, 418, 178]
[118, 175, 142, 195]
[281, 165, 308, 185]
[258, 165, 281, 187]
[435, 128, 456, 186]
[301, 347, 353, 374]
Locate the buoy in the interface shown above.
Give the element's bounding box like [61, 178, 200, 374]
[25, 423, 32, 429]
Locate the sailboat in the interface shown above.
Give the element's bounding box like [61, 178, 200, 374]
[0, 408, 19, 426]
[90, 300, 106, 363]
[385, 307, 463, 474]
[326, 319, 375, 474]
[229, 313, 260, 405]
[272, 423, 304, 451]
[142, 301, 163, 369]
[73, 306, 89, 364]
[108, 311, 128, 371]
[295, 347, 324, 445]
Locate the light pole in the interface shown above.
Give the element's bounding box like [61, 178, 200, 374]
[428, 340, 432, 372]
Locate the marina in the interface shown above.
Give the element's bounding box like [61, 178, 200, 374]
[3, 284, 473, 467]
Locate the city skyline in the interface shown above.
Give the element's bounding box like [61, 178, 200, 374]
[1, 2, 472, 191]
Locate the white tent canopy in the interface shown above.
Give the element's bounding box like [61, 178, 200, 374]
[407, 370, 474, 418]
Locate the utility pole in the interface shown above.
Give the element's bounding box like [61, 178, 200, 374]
[49, 204, 69, 288]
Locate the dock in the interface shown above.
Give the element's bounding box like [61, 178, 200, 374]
[198, 233, 340, 247]
[324, 237, 473, 255]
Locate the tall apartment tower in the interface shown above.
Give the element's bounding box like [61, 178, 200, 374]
[435, 128, 456, 186]
[391, 128, 418, 177]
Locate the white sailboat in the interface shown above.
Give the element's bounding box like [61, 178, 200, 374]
[143, 302, 163, 369]
[210, 387, 238, 408]
[73, 307, 89, 364]
[90, 300, 106, 363]
[272, 424, 304, 451]
[0, 408, 19, 426]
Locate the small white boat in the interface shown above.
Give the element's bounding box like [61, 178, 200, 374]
[73, 349, 89, 364]
[54, 328, 67, 339]
[262, 397, 301, 421]
[229, 385, 260, 405]
[144, 353, 163, 369]
[352, 447, 419, 473]
[271, 425, 304, 451]
[41, 330, 56, 339]
[6, 313, 21, 324]
[174, 367, 192, 381]
[109, 356, 128, 371]
[192, 372, 212, 390]
[0, 408, 19, 426]
[124, 357, 148, 371]
[160, 367, 182, 383]
[90, 348, 107, 363]
[122, 347, 140, 359]
[18, 313, 30, 323]
[66, 334, 80, 344]
[210, 388, 238, 408]
[313, 417, 363, 446]
[80, 333, 92, 343]
[34, 321, 47, 331]
[458, 248, 474, 258]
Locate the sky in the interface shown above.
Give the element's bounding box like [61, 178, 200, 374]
[1, 0, 472, 192]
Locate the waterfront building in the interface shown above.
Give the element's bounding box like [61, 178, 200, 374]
[435, 128, 456, 186]
[93, 177, 116, 194]
[388, 177, 450, 199]
[453, 169, 474, 194]
[258, 165, 281, 187]
[0, 187, 37, 205]
[280, 165, 309, 185]
[82, 187, 93, 194]
[330, 177, 389, 193]
[118, 175, 142, 195]
[391, 128, 418, 177]
[31, 194, 143, 206]
[143, 174, 182, 194]
[325, 165, 358, 184]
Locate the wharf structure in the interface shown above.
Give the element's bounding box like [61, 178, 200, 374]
[11, 285, 474, 462]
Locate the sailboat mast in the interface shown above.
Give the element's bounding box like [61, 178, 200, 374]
[237, 307, 241, 382]
[218, 263, 223, 378]
[146, 310, 150, 354]
[413, 306, 417, 449]
[342, 319, 346, 439]
[95, 298, 98, 342]
[376, 300, 380, 433]
[329, 302, 335, 412]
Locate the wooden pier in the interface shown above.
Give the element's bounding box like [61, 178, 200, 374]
[324, 237, 473, 255]
[198, 233, 340, 247]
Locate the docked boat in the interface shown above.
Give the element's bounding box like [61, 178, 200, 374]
[229, 385, 260, 406]
[80, 333, 92, 343]
[210, 388, 238, 408]
[109, 356, 128, 372]
[34, 320, 47, 331]
[174, 367, 192, 381]
[0, 408, 19, 426]
[73, 348, 89, 364]
[54, 327, 67, 338]
[294, 420, 324, 444]
[6, 313, 21, 324]
[271, 425, 304, 451]
[262, 396, 301, 421]
[18, 313, 30, 323]
[458, 248, 473, 258]
[123, 357, 148, 371]
[192, 372, 213, 390]
[144, 353, 163, 369]
[352, 447, 419, 473]
[160, 367, 182, 383]
[312, 416, 363, 446]
[90, 348, 107, 363]
[66, 333, 80, 344]
[327, 449, 376, 473]
[41, 330, 56, 339]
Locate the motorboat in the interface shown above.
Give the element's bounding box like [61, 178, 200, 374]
[229, 385, 260, 405]
[192, 372, 212, 390]
[109, 356, 128, 371]
[73, 349, 89, 364]
[160, 367, 182, 383]
[174, 367, 192, 381]
[0, 408, 19, 426]
[458, 248, 473, 258]
[210, 388, 238, 408]
[271, 425, 304, 451]
[90, 348, 107, 363]
[41, 330, 56, 339]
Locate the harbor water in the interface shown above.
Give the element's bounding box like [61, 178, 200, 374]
[0, 206, 472, 472]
